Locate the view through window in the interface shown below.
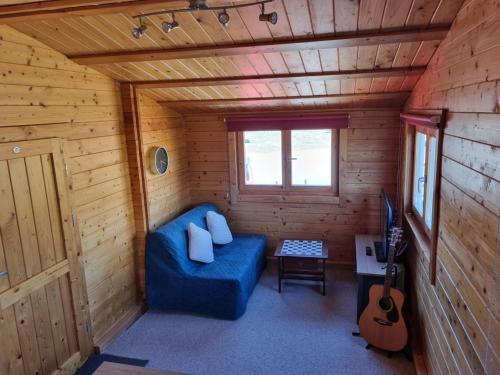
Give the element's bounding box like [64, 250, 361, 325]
[241, 129, 337, 193]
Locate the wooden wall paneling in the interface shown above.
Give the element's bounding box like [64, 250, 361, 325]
[137, 92, 191, 233]
[403, 1, 500, 373]
[185, 109, 401, 265]
[0, 24, 139, 355]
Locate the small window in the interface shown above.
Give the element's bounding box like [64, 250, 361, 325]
[237, 129, 339, 196]
[243, 131, 282, 186]
[402, 110, 444, 285]
[411, 128, 438, 234]
[291, 129, 332, 186]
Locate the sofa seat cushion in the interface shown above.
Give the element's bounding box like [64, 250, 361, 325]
[195, 234, 266, 280]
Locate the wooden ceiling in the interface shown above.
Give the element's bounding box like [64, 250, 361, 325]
[2, 0, 464, 111]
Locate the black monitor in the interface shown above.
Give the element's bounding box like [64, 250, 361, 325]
[374, 190, 396, 262]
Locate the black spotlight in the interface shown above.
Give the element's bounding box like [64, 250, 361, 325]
[162, 13, 179, 33]
[132, 18, 147, 39]
[259, 4, 278, 25]
[218, 9, 230, 27]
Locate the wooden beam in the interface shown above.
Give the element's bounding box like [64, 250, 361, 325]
[120, 83, 148, 299]
[158, 92, 412, 107]
[132, 67, 426, 89]
[0, 0, 248, 23]
[70, 28, 448, 65]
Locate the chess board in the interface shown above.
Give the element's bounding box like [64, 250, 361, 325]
[280, 240, 324, 257]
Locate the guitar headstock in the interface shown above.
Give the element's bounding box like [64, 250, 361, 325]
[389, 227, 403, 247]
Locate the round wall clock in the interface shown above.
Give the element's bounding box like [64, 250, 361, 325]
[149, 146, 169, 175]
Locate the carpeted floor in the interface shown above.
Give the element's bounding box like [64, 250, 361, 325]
[105, 265, 415, 375]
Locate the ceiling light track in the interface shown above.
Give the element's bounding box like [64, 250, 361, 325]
[132, 0, 277, 39]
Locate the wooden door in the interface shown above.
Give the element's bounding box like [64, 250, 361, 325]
[0, 138, 93, 375]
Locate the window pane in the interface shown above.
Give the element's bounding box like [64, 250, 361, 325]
[291, 129, 332, 186]
[425, 136, 437, 228]
[413, 132, 427, 216]
[243, 131, 282, 185]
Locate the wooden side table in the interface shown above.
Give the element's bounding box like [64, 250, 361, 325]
[274, 240, 329, 295]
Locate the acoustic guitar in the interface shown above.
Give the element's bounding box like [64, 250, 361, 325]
[359, 227, 408, 352]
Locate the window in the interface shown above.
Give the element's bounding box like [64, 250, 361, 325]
[411, 128, 437, 234]
[401, 110, 444, 285]
[291, 129, 332, 186]
[237, 129, 338, 195]
[243, 131, 282, 186]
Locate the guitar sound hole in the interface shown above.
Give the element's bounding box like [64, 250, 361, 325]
[378, 297, 393, 311]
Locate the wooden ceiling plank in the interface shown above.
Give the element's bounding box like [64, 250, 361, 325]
[318, 48, 339, 71]
[263, 52, 290, 74]
[309, 80, 326, 96]
[370, 76, 390, 92]
[283, 0, 313, 38]
[358, 0, 386, 32]
[281, 50, 306, 73]
[338, 46, 357, 70]
[68, 27, 449, 65]
[295, 81, 313, 96]
[357, 45, 378, 70]
[235, 1, 273, 41]
[375, 42, 399, 68]
[340, 79, 356, 94]
[131, 66, 425, 89]
[355, 77, 373, 94]
[264, 0, 292, 39]
[430, 0, 465, 26]
[406, 0, 441, 28]
[325, 80, 340, 95]
[308, 0, 334, 35]
[381, 0, 413, 30]
[334, 0, 359, 33]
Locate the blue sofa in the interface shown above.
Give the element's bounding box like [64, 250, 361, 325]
[146, 203, 267, 319]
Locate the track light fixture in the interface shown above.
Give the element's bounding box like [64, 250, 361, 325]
[189, 0, 209, 10]
[131, 17, 147, 39]
[131, 0, 276, 38]
[218, 9, 230, 27]
[259, 3, 278, 25]
[162, 13, 179, 33]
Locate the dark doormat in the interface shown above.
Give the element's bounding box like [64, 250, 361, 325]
[76, 353, 148, 374]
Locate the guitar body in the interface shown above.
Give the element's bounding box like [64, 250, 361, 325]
[359, 284, 408, 352]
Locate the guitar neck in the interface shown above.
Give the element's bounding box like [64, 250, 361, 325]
[382, 244, 396, 299]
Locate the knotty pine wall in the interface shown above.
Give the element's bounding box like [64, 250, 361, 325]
[185, 110, 401, 265]
[138, 93, 191, 232]
[404, 1, 500, 374]
[0, 26, 137, 343]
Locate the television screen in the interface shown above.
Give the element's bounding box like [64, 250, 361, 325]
[375, 190, 396, 262]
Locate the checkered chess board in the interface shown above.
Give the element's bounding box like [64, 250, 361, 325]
[280, 240, 324, 256]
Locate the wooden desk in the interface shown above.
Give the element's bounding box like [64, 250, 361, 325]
[355, 234, 405, 277]
[94, 362, 187, 375]
[355, 234, 405, 322]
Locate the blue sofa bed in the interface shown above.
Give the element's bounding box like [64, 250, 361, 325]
[146, 203, 267, 319]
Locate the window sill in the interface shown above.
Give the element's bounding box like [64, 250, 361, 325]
[234, 192, 340, 205]
[404, 212, 431, 261]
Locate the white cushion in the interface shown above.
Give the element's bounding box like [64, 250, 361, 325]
[206, 211, 233, 245]
[188, 223, 214, 263]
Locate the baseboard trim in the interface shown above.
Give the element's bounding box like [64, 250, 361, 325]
[94, 303, 145, 353]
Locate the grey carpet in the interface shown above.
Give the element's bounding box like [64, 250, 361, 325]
[105, 265, 415, 375]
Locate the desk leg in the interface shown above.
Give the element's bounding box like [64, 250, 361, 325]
[278, 257, 282, 293]
[322, 259, 326, 296]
